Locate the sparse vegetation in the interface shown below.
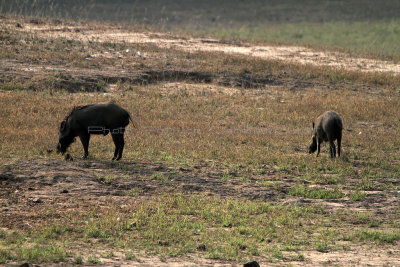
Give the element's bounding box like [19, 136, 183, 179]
[349, 189, 367, 202]
[87, 254, 101, 264]
[289, 185, 344, 200]
[1, 194, 396, 263]
[356, 229, 400, 244]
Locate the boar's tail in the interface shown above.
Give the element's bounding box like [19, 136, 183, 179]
[129, 115, 137, 129]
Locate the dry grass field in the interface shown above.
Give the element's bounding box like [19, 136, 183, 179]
[1, 15, 400, 266]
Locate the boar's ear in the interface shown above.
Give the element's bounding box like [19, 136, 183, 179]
[60, 121, 66, 131]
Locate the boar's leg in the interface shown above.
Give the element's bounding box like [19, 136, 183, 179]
[329, 139, 336, 158]
[316, 138, 321, 157]
[111, 133, 123, 161]
[79, 133, 90, 159]
[117, 135, 125, 160]
[337, 134, 342, 158]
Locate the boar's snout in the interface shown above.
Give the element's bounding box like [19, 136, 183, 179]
[57, 137, 76, 155]
[308, 137, 317, 154]
[56, 143, 65, 154]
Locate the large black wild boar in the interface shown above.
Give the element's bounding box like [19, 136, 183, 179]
[308, 111, 342, 158]
[57, 102, 133, 160]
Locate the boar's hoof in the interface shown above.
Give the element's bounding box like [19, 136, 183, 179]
[65, 154, 73, 161]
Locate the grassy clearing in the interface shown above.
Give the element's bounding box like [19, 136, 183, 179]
[0, 194, 397, 264]
[1, 15, 400, 265]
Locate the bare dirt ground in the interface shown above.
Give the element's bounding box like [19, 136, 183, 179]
[1, 17, 400, 266]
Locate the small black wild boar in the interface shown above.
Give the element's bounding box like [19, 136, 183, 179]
[57, 102, 133, 160]
[308, 111, 342, 158]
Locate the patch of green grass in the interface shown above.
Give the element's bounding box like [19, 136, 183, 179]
[288, 185, 344, 199]
[259, 180, 273, 188]
[151, 172, 170, 183]
[221, 171, 233, 181]
[36, 223, 73, 240]
[0, 249, 14, 264]
[87, 254, 101, 264]
[348, 212, 382, 228]
[315, 241, 330, 253]
[361, 177, 374, 190]
[126, 188, 144, 197]
[84, 221, 112, 239]
[74, 255, 83, 264]
[102, 251, 115, 259]
[313, 175, 340, 185]
[357, 229, 400, 244]
[240, 175, 251, 183]
[95, 173, 117, 184]
[0, 224, 70, 263]
[349, 190, 367, 202]
[1, 230, 26, 245]
[16, 244, 69, 264]
[0, 82, 37, 91]
[125, 251, 139, 261]
[0, 229, 7, 239]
